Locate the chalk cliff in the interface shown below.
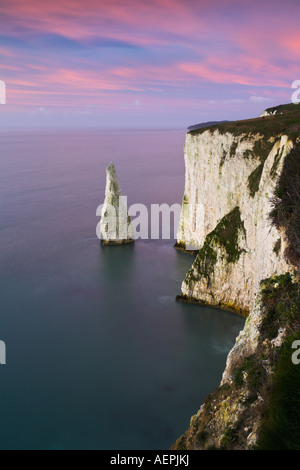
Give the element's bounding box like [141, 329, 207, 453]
[173, 104, 300, 450]
[176, 106, 298, 315]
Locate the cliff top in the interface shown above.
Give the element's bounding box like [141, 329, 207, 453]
[262, 103, 297, 116]
[187, 120, 229, 131]
[188, 103, 300, 141]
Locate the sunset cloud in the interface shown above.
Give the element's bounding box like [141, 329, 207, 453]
[0, 0, 299, 127]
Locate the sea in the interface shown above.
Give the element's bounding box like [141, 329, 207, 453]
[0, 128, 244, 450]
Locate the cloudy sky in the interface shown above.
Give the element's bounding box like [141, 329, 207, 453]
[0, 0, 299, 128]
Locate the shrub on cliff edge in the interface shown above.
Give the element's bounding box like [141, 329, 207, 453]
[269, 144, 300, 266]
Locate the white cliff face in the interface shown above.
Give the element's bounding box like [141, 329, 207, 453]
[100, 162, 134, 245]
[177, 129, 293, 313]
[172, 106, 300, 451]
[172, 276, 297, 450]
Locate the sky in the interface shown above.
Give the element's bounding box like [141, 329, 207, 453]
[0, 0, 299, 128]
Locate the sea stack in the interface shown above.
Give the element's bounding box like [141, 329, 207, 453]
[99, 162, 134, 245]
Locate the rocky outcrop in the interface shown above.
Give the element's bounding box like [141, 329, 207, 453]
[176, 113, 296, 314]
[99, 162, 134, 245]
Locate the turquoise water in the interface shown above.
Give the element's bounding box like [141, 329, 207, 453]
[0, 129, 244, 449]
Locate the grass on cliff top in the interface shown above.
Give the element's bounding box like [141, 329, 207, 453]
[188, 103, 300, 141]
[263, 103, 298, 115]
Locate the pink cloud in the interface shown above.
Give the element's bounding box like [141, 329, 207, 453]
[0, 0, 209, 47]
[1, 0, 299, 121]
[0, 46, 15, 58]
[179, 53, 294, 88]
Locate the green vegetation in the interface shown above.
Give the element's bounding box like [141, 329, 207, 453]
[220, 423, 239, 449]
[175, 272, 300, 451]
[219, 141, 238, 170]
[263, 103, 297, 115]
[273, 238, 281, 255]
[109, 179, 120, 195]
[253, 138, 275, 163]
[270, 146, 284, 179]
[260, 272, 300, 340]
[219, 147, 227, 168]
[188, 103, 300, 143]
[175, 435, 187, 450]
[187, 244, 217, 286]
[248, 162, 264, 197]
[269, 144, 300, 266]
[176, 104, 300, 450]
[255, 332, 300, 449]
[230, 272, 300, 450]
[185, 207, 245, 286]
[254, 273, 300, 449]
[229, 141, 238, 158]
[233, 354, 265, 391]
[189, 103, 300, 200]
[196, 430, 208, 445]
[209, 207, 246, 263]
[247, 139, 278, 197]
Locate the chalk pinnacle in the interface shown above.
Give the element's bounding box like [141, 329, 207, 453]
[99, 162, 134, 245]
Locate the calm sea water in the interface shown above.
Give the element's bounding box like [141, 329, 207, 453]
[0, 128, 244, 450]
